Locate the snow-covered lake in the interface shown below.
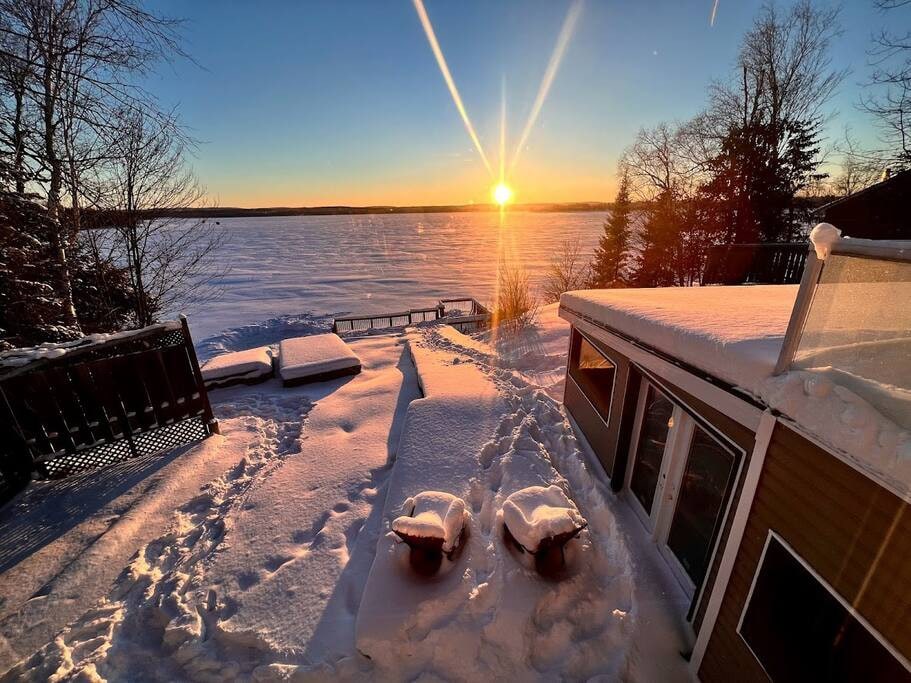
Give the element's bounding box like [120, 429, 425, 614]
[185, 211, 606, 344]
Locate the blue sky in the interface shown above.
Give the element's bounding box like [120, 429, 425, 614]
[145, 0, 893, 206]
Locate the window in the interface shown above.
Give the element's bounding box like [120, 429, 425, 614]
[628, 384, 673, 516]
[739, 535, 911, 683]
[666, 425, 736, 587]
[568, 332, 616, 420]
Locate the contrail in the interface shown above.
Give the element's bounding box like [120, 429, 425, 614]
[413, 0, 493, 176]
[509, 0, 583, 173]
[710, 0, 720, 27]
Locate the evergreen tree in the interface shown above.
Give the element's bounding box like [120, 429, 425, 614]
[590, 169, 632, 287]
[632, 189, 682, 287]
[699, 117, 822, 244]
[0, 164, 81, 349]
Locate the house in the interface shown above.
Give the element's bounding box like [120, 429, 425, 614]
[558, 226, 911, 681]
[816, 168, 911, 240]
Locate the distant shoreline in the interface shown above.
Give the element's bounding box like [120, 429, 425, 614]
[157, 202, 615, 219]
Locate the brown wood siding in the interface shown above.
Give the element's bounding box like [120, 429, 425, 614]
[699, 423, 911, 682]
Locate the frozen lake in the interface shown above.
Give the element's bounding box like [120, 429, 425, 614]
[185, 211, 607, 345]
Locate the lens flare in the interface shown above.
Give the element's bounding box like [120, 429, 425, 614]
[412, 0, 493, 177]
[509, 0, 583, 173]
[493, 183, 513, 205]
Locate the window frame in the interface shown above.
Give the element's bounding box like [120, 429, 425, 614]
[736, 531, 911, 679]
[567, 329, 618, 427]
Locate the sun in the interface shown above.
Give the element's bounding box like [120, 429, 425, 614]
[493, 183, 513, 205]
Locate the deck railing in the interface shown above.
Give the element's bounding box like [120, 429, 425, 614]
[0, 317, 217, 503]
[702, 242, 808, 286]
[332, 297, 491, 333]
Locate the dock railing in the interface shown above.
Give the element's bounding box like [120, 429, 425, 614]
[332, 297, 491, 334]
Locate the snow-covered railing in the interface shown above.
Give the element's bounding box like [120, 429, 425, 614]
[0, 316, 218, 503]
[332, 297, 490, 334]
[771, 226, 911, 495]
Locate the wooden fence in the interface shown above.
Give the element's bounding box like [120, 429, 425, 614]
[332, 297, 491, 334]
[0, 317, 217, 504]
[702, 242, 809, 286]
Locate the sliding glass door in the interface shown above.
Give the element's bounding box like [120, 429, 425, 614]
[628, 383, 674, 519]
[625, 377, 740, 598]
[666, 425, 737, 588]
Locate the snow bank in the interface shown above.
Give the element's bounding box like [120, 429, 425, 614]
[501, 485, 586, 552]
[392, 492, 467, 552]
[201, 346, 273, 386]
[278, 333, 360, 383]
[561, 285, 797, 394]
[759, 369, 911, 495]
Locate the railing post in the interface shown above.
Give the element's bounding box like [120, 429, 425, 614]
[773, 247, 823, 375]
[180, 315, 219, 435]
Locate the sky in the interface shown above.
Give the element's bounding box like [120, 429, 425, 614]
[145, 0, 895, 207]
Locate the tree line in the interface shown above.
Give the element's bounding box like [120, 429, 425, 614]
[545, 0, 910, 298]
[0, 0, 221, 351]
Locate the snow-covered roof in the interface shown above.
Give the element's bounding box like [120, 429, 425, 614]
[560, 285, 799, 395]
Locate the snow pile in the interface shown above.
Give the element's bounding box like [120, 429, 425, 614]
[194, 312, 331, 363]
[278, 333, 360, 382]
[809, 222, 841, 260]
[201, 345, 273, 386]
[560, 286, 797, 395]
[501, 485, 586, 552]
[392, 492, 467, 552]
[759, 369, 911, 494]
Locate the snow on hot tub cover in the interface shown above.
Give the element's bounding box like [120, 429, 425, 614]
[201, 346, 273, 383]
[279, 333, 360, 381]
[560, 285, 798, 395]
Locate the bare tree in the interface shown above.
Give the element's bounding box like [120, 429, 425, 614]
[832, 127, 884, 196]
[103, 108, 224, 327]
[708, 0, 844, 136]
[0, 0, 190, 330]
[541, 239, 591, 304]
[862, 0, 911, 163]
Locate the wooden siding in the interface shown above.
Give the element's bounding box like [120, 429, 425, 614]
[699, 422, 911, 682]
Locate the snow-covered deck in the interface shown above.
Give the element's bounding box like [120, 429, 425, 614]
[0, 309, 692, 681]
[560, 285, 798, 395]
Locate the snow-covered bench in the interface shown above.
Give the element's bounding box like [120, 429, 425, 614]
[278, 333, 361, 387]
[200, 346, 274, 389]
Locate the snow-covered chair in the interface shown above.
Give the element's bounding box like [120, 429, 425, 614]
[278, 333, 361, 387]
[391, 491, 469, 575]
[501, 485, 587, 576]
[200, 346, 274, 389]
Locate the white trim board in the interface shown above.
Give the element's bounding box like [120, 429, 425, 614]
[689, 410, 776, 678]
[564, 313, 763, 431]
